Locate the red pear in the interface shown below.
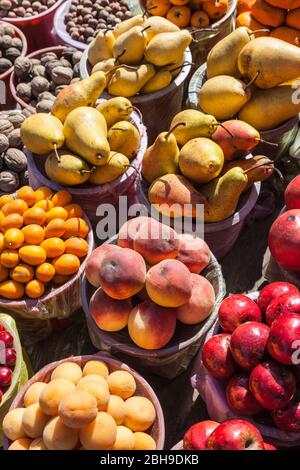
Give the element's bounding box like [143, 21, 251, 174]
[212, 120, 260, 161]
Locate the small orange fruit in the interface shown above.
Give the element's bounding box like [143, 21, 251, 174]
[17, 186, 36, 207]
[64, 204, 83, 219]
[36, 263, 56, 283]
[0, 195, 14, 208]
[203, 0, 228, 21]
[44, 218, 67, 239]
[191, 10, 210, 27]
[40, 238, 65, 258]
[2, 199, 28, 216]
[167, 5, 191, 27]
[23, 207, 46, 226]
[22, 225, 45, 245]
[51, 190, 72, 207]
[0, 233, 4, 252]
[52, 254, 80, 275]
[46, 207, 68, 223]
[0, 212, 5, 224]
[0, 249, 19, 268]
[33, 199, 54, 212]
[35, 187, 53, 202]
[52, 274, 71, 285]
[4, 228, 24, 249]
[25, 279, 45, 299]
[64, 237, 89, 258]
[0, 214, 23, 232]
[0, 280, 24, 299]
[10, 264, 34, 284]
[19, 245, 47, 266]
[62, 218, 89, 239]
[170, 0, 189, 4]
[146, 0, 171, 16]
[0, 265, 8, 282]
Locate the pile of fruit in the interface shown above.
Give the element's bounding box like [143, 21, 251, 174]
[142, 108, 274, 223]
[0, 23, 24, 75]
[237, 0, 300, 47]
[0, 323, 16, 403]
[20, 74, 142, 186]
[145, 0, 229, 29]
[86, 216, 215, 350]
[0, 0, 58, 19]
[0, 187, 89, 300]
[14, 48, 82, 113]
[87, 14, 192, 96]
[202, 282, 300, 433]
[65, 0, 134, 44]
[0, 110, 29, 193]
[3, 359, 158, 450]
[182, 418, 276, 450]
[198, 27, 300, 130]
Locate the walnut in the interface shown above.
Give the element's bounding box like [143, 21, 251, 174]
[32, 64, 46, 77]
[7, 112, 25, 128]
[40, 52, 58, 66]
[36, 99, 53, 113]
[37, 91, 55, 102]
[31, 76, 49, 97]
[14, 56, 32, 79]
[72, 51, 82, 65]
[0, 134, 9, 154]
[51, 66, 73, 85]
[4, 148, 27, 172]
[0, 58, 12, 73]
[11, 37, 23, 50]
[20, 169, 28, 186]
[0, 170, 19, 192]
[0, 119, 14, 137]
[16, 82, 32, 103]
[5, 47, 21, 63]
[8, 128, 22, 149]
[45, 59, 61, 76]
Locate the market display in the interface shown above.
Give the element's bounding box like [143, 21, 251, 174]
[0, 23, 24, 74]
[0, 0, 58, 19]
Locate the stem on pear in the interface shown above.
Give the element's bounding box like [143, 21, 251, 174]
[166, 122, 186, 138]
[81, 166, 96, 174]
[256, 138, 279, 147]
[214, 122, 235, 138]
[169, 61, 194, 73]
[243, 162, 275, 175]
[249, 29, 270, 36]
[245, 71, 260, 89]
[53, 144, 61, 163]
[141, 25, 151, 34]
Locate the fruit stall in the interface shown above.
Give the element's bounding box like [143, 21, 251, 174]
[1, 0, 300, 454]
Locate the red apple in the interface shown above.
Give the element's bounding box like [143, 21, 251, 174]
[229, 322, 270, 370]
[267, 314, 300, 365]
[257, 282, 298, 313]
[272, 402, 300, 433]
[183, 420, 219, 450]
[226, 373, 263, 415]
[249, 361, 296, 410]
[202, 334, 238, 380]
[268, 210, 300, 271]
[207, 419, 264, 450]
[265, 293, 300, 326]
[0, 331, 13, 348]
[5, 348, 16, 368]
[0, 366, 12, 387]
[218, 295, 262, 333]
[264, 442, 277, 450]
[285, 175, 300, 210]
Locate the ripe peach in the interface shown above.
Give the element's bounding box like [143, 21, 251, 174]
[89, 288, 131, 332]
[24, 382, 47, 407]
[8, 438, 32, 450]
[77, 375, 107, 387]
[22, 403, 50, 439]
[146, 259, 192, 307]
[107, 371, 136, 399]
[133, 218, 179, 265]
[106, 395, 127, 425]
[112, 426, 135, 450]
[85, 244, 121, 288]
[128, 301, 177, 350]
[176, 234, 210, 273]
[176, 274, 215, 325]
[58, 390, 98, 428]
[39, 379, 76, 416]
[79, 412, 117, 450]
[99, 247, 146, 299]
[77, 379, 110, 411]
[82, 360, 109, 379]
[117, 216, 150, 249]
[124, 396, 156, 432]
[3, 408, 26, 441]
[29, 437, 47, 450]
[51, 362, 82, 384]
[134, 432, 157, 450]
[43, 416, 79, 450]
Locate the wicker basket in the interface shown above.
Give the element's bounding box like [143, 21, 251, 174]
[3, 354, 165, 450]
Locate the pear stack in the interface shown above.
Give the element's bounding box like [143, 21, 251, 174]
[87, 15, 192, 97]
[198, 27, 300, 130]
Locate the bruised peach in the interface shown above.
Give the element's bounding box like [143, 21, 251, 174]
[79, 412, 117, 450]
[133, 218, 179, 265]
[22, 403, 50, 439]
[124, 396, 156, 432]
[112, 426, 135, 450]
[39, 379, 76, 416]
[107, 371, 136, 399]
[146, 259, 192, 307]
[3, 408, 26, 441]
[176, 234, 210, 273]
[99, 247, 146, 299]
[85, 244, 121, 288]
[134, 432, 157, 450]
[58, 390, 98, 428]
[24, 382, 47, 407]
[128, 301, 177, 350]
[176, 274, 215, 325]
[43, 416, 79, 450]
[82, 360, 109, 379]
[51, 362, 82, 384]
[89, 288, 131, 332]
[117, 216, 150, 249]
[8, 438, 32, 450]
[106, 395, 127, 425]
[77, 379, 110, 411]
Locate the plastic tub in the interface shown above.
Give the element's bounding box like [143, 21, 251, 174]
[3, 354, 165, 450]
[1, 0, 65, 52]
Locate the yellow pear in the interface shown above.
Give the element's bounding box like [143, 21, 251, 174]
[143, 16, 180, 42]
[113, 15, 144, 39]
[21, 114, 64, 155]
[199, 76, 251, 120]
[92, 58, 117, 75]
[170, 109, 219, 146]
[63, 107, 110, 166]
[141, 70, 173, 94]
[113, 26, 149, 65]
[88, 30, 115, 66]
[45, 150, 92, 186]
[108, 64, 156, 97]
[88, 152, 130, 185]
[52, 72, 107, 123]
[162, 55, 185, 78]
[96, 97, 133, 128]
[144, 30, 192, 67]
[108, 121, 140, 160]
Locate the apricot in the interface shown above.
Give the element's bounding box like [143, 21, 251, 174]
[77, 379, 110, 411]
[39, 378, 76, 416]
[0, 194, 14, 208]
[0, 265, 8, 282]
[107, 371, 136, 399]
[44, 218, 67, 239]
[0, 213, 23, 232]
[89, 288, 131, 332]
[22, 403, 50, 439]
[106, 395, 127, 425]
[2, 199, 27, 216]
[128, 301, 177, 350]
[3, 408, 26, 441]
[51, 362, 82, 384]
[117, 216, 150, 249]
[35, 187, 53, 201]
[24, 382, 47, 407]
[17, 186, 36, 207]
[10, 264, 34, 284]
[0, 279, 24, 299]
[33, 199, 54, 212]
[146, 259, 192, 307]
[176, 234, 210, 273]
[8, 438, 32, 450]
[40, 237, 65, 258]
[124, 397, 156, 432]
[112, 426, 135, 450]
[58, 390, 98, 428]
[52, 253, 80, 275]
[51, 190, 72, 207]
[43, 416, 78, 450]
[79, 412, 117, 450]
[99, 247, 146, 300]
[64, 203, 83, 218]
[23, 207, 46, 226]
[62, 217, 89, 239]
[0, 249, 19, 268]
[22, 224, 45, 244]
[85, 244, 121, 287]
[176, 274, 215, 325]
[133, 218, 179, 265]
[77, 374, 107, 387]
[83, 360, 109, 379]
[134, 432, 157, 450]
[19, 245, 47, 266]
[36, 263, 56, 283]
[45, 207, 68, 223]
[29, 437, 47, 450]
[64, 237, 88, 258]
[4, 228, 24, 249]
[25, 279, 45, 299]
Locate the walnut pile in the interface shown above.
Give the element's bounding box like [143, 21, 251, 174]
[0, 23, 23, 74]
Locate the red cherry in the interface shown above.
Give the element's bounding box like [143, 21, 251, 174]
[5, 348, 16, 368]
[0, 366, 12, 387]
[0, 331, 13, 347]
